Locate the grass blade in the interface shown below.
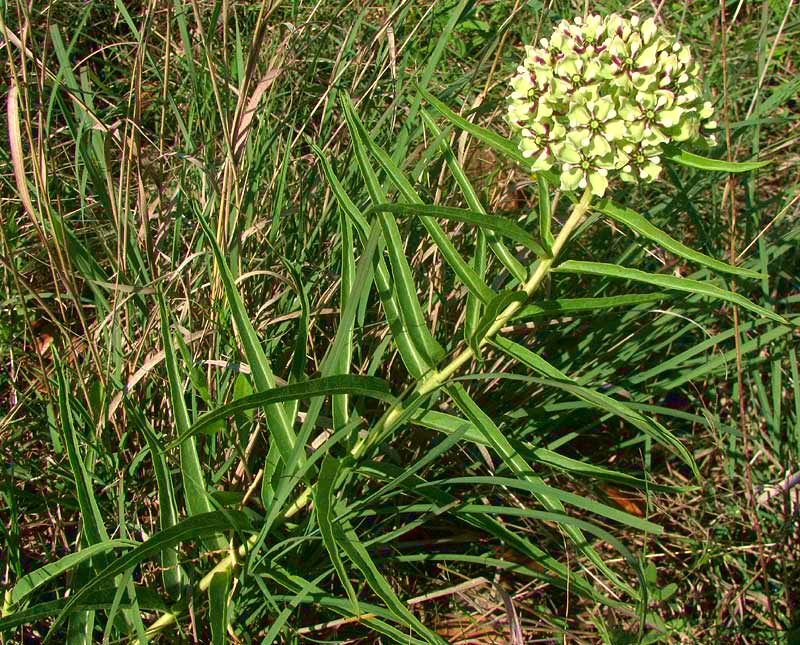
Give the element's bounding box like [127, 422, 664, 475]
[194, 207, 298, 464]
[157, 291, 223, 550]
[54, 355, 108, 546]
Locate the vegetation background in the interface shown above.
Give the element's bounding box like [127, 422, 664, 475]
[1, 0, 798, 642]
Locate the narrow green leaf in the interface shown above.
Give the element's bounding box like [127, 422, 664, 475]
[8, 540, 137, 606]
[489, 336, 699, 475]
[365, 203, 550, 261]
[157, 292, 222, 551]
[419, 109, 527, 283]
[332, 515, 448, 644]
[208, 570, 231, 645]
[345, 111, 501, 303]
[54, 355, 108, 547]
[316, 456, 360, 612]
[418, 84, 526, 166]
[43, 511, 251, 643]
[311, 142, 431, 378]
[341, 95, 443, 368]
[408, 409, 683, 492]
[332, 206, 356, 431]
[280, 258, 311, 422]
[445, 382, 638, 599]
[469, 290, 528, 358]
[517, 293, 668, 319]
[430, 476, 661, 533]
[194, 207, 298, 464]
[555, 260, 789, 325]
[0, 586, 168, 632]
[662, 145, 770, 172]
[137, 418, 188, 600]
[166, 375, 396, 450]
[596, 200, 764, 279]
[538, 176, 555, 254]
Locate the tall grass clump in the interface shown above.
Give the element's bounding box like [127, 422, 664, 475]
[1, 0, 798, 642]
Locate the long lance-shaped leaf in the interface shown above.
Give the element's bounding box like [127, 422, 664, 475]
[661, 144, 771, 172]
[0, 586, 168, 632]
[538, 175, 555, 255]
[417, 473, 661, 532]
[418, 84, 528, 167]
[326, 486, 449, 641]
[444, 382, 639, 599]
[165, 375, 396, 450]
[311, 142, 431, 378]
[265, 565, 431, 644]
[319, 224, 382, 380]
[470, 339, 700, 477]
[194, 207, 297, 463]
[316, 456, 360, 613]
[365, 203, 549, 262]
[469, 290, 527, 359]
[341, 95, 444, 368]
[137, 416, 188, 600]
[7, 540, 137, 607]
[347, 112, 501, 304]
[43, 511, 251, 643]
[282, 226, 388, 507]
[281, 258, 311, 423]
[517, 293, 668, 319]
[555, 260, 789, 325]
[408, 409, 684, 492]
[419, 108, 527, 283]
[357, 462, 614, 604]
[596, 199, 764, 279]
[208, 569, 231, 645]
[332, 206, 356, 431]
[466, 228, 488, 343]
[157, 292, 224, 552]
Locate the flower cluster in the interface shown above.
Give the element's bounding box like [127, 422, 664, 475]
[507, 13, 717, 196]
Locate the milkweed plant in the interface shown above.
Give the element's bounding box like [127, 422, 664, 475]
[3, 8, 789, 644]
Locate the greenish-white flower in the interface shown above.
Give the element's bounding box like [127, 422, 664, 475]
[506, 12, 717, 196]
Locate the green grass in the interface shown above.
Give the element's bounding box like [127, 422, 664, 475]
[1, 0, 798, 642]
